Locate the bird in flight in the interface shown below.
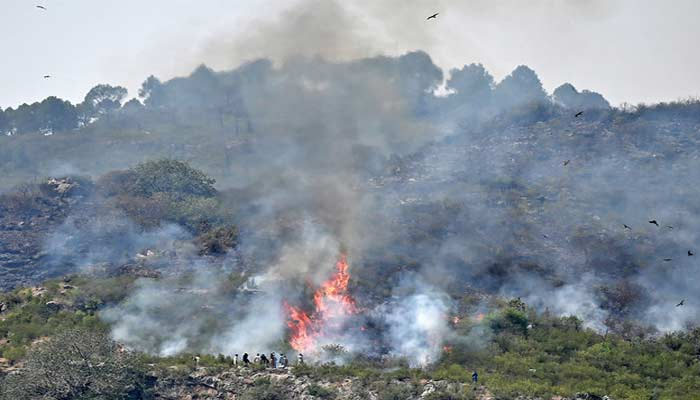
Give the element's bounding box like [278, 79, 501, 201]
[623, 224, 632, 230]
[663, 258, 672, 262]
[689, 250, 694, 256]
[676, 299, 685, 307]
[649, 220, 659, 227]
[36, 5, 46, 10]
[427, 13, 439, 20]
[43, 75, 51, 79]
[574, 111, 584, 117]
[666, 226, 673, 229]
[563, 160, 570, 166]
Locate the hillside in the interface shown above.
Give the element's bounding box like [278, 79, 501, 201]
[2, 53, 700, 399]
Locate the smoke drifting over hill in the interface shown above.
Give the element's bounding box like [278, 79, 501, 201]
[2, 13, 700, 362]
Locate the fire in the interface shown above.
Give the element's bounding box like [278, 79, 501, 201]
[313, 255, 357, 318]
[284, 254, 357, 352]
[284, 302, 315, 352]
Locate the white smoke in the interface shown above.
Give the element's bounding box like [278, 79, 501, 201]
[382, 280, 452, 367]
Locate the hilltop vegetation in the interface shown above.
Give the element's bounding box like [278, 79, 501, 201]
[2, 278, 700, 399]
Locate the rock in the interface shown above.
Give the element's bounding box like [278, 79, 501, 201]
[45, 301, 62, 312]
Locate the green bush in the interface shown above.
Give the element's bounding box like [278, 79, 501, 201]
[196, 225, 239, 254]
[307, 383, 336, 399]
[130, 159, 216, 198]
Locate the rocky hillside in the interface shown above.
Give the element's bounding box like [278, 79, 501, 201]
[150, 367, 611, 400]
[0, 177, 89, 291]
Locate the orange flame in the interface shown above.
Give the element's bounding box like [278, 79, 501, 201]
[284, 254, 357, 352]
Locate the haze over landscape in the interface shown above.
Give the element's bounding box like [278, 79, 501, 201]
[1, 1, 700, 399]
[2, 0, 700, 107]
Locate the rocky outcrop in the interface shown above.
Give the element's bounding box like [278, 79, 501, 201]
[150, 368, 611, 400]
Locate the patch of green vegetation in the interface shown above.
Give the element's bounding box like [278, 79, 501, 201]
[437, 304, 700, 400]
[2, 276, 700, 400]
[307, 383, 337, 399]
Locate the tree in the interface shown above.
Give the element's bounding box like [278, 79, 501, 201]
[445, 63, 495, 116]
[36, 96, 79, 133]
[494, 65, 548, 110]
[10, 103, 42, 134]
[552, 83, 610, 111]
[0, 328, 148, 400]
[0, 108, 7, 135]
[129, 159, 217, 198]
[81, 84, 128, 121]
[396, 51, 443, 115]
[138, 75, 165, 108]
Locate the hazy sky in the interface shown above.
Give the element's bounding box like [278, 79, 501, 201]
[1, 0, 699, 108]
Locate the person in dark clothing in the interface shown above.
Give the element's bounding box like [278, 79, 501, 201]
[260, 354, 269, 366]
[270, 352, 277, 368]
[242, 353, 250, 365]
[472, 371, 478, 384]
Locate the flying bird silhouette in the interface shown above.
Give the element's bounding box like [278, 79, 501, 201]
[43, 75, 51, 79]
[574, 111, 584, 117]
[666, 226, 673, 229]
[649, 220, 659, 227]
[563, 160, 570, 166]
[623, 224, 632, 230]
[689, 250, 694, 256]
[427, 13, 439, 20]
[36, 5, 46, 10]
[676, 299, 685, 307]
[663, 258, 672, 262]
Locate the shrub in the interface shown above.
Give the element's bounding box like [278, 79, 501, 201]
[0, 328, 149, 400]
[307, 383, 337, 399]
[196, 225, 238, 255]
[130, 159, 216, 198]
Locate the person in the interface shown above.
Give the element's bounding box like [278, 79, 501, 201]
[260, 353, 269, 366]
[298, 353, 304, 365]
[472, 370, 478, 384]
[242, 353, 250, 365]
[254, 353, 260, 364]
[270, 352, 277, 368]
[234, 354, 239, 367]
[280, 354, 288, 368]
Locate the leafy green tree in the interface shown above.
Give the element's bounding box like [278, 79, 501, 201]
[36, 96, 79, 132]
[10, 103, 42, 134]
[130, 159, 217, 198]
[81, 84, 128, 122]
[0, 328, 148, 400]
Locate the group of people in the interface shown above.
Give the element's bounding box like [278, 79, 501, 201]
[233, 352, 305, 368]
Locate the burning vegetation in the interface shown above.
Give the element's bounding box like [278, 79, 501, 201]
[284, 254, 358, 352]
